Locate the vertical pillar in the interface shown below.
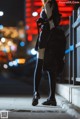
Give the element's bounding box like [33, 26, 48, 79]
[72, 10, 77, 85]
[69, 15, 73, 84]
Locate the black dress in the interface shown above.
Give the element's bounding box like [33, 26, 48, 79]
[43, 27, 66, 73]
[35, 3, 66, 73]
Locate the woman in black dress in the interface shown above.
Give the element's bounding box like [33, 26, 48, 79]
[32, 0, 66, 106]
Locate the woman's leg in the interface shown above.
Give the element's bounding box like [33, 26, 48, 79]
[48, 70, 57, 99]
[32, 48, 45, 106]
[42, 70, 57, 106]
[34, 58, 43, 93]
[34, 48, 45, 92]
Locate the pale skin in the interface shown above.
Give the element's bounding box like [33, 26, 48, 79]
[38, 0, 53, 59]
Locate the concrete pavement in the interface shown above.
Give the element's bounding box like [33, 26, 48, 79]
[8, 111, 76, 119]
[0, 95, 80, 119]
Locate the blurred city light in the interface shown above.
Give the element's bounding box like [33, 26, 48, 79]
[1, 37, 6, 43]
[0, 25, 3, 30]
[11, 45, 17, 51]
[13, 61, 18, 66]
[25, 25, 29, 30]
[3, 64, 8, 69]
[31, 48, 37, 55]
[32, 12, 38, 17]
[0, 11, 4, 16]
[3, 48, 7, 53]
[8, 60, 18, 67]
[0, 41, 2, 45]
[19, 34, 25, 39]
[20, 41, 25, 47]
[18, 59, 26, 64]
[9, 62, 14, 67]
[8, 59, 26, 66]
[7, 41, 13, 46]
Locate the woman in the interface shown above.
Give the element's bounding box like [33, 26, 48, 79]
[32, 0, 66, 106]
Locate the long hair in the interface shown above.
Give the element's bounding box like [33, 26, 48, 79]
[52, 0, 61, 26]
[41, 0, 61, 26]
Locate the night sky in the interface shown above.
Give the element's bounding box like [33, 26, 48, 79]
[0, 0, 25, 26]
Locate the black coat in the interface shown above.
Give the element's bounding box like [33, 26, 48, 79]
[35, 22, 50, 50]
[35, 1, 66, 73]
[43, 27, 66, 73]
[35, 0, 61, 51]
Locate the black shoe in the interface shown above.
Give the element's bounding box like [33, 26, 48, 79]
[32, 92, 40, 106]
[42, 98, 57, 106]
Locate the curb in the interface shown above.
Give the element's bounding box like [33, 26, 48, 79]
[56, 94, 80, 119]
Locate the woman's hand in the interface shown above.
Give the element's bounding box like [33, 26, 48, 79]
[37, 18, 45, 24]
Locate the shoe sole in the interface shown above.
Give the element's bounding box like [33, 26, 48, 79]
[42, 101, 57, 106]
[42, 103, 56, 106]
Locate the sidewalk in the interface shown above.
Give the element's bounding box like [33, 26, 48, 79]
[0, 95, 80, 119]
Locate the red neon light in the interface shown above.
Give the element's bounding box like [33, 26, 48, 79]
[59, 7, 73, 11]
[60, 20, 70, 25]
[56, 0, 68, 1]
[28, 35, 32, 41]
[26, 0, 30, 2]
[25, 19, 32, 23]
[36, 8, 42, 13]
[25, 3, 31, 7]
[32, 29, 38, 35]
[25, 0, 75, 41]
[26, 29, 32, 33]
[34, 2, 42, 6]
[61, 13, 72, 17]
[25, 14, 31, 17]
[25, 9, 31, 12]
[58, 3, 66, 7]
